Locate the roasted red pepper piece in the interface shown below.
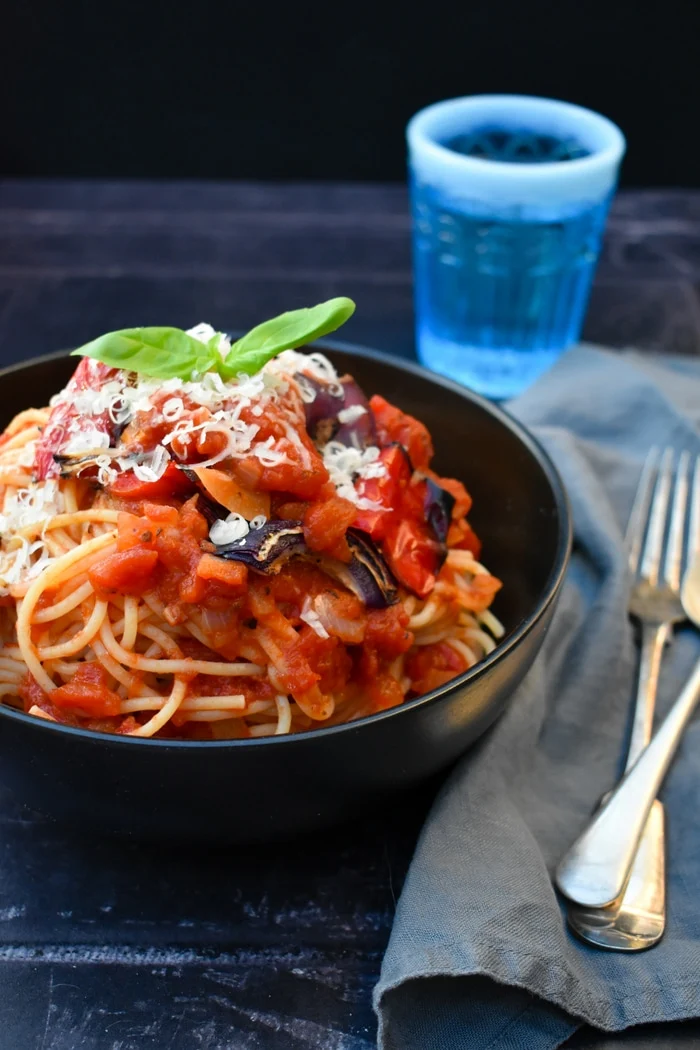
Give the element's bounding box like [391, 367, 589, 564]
[354, 444, 412, 540]
[383, 517, 441, 599]
[369, 394, 434, 469]
[109, 462, 194, 501]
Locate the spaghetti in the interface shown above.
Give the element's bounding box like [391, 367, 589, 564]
[0, 326, 503, 739]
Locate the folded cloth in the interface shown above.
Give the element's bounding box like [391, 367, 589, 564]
[374, 345, 700, 1050]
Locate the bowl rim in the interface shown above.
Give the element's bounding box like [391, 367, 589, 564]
[0, 340, 572, 749]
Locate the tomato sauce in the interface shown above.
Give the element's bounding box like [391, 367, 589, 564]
[25, 358, 501, 734]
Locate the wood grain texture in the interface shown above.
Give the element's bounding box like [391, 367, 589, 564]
[0, 180, 698, 1049]
[1, 182, 700, 367]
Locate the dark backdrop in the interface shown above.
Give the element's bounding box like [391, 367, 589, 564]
[4, 0, 700, 185]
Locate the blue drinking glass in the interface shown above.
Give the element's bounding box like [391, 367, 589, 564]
[407, 95, 626, 398]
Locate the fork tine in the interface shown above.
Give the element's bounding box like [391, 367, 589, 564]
[626, 446, 660, 574]
[663, 450, 690, 589]
[689, 455, 700, 564]
[640, 447, 674, 585]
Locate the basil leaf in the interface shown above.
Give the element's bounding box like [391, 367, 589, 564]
[71, 327, 221, 380]
[220, 297, 356, 378]
[70, 299, 356, 383]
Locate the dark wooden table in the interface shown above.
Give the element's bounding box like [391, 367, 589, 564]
[0, 180, 698, 1050]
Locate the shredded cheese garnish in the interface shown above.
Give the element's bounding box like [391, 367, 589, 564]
[322, 442, 384, 509]
[0, 480, 66, 589]
[337, 404, 367, 424]
[1, 330, 388, 592]
[209, 514, 250, 546]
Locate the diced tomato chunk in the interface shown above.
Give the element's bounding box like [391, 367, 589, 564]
[369, 394, 434, 468]
[234, 453, 329, 500]
[230, 415, 329, 500]
[194, 428, 228, 459]
[196, 554, 248, 593]
[453, 571, 502, 612]
[117, 512, 159, 552]
[447, 518, 482, 558]
[365, 605, 414, 658]
[274, 499, 308, 522]
[19, 673, 53, 715]
[354, 441, 476, 599]
[109, 462, 194, 502]
[296, 626, 353, 695]
[303, 496, 356, 560]
[406, 642, 469, 696]
[257, 628, 320, 698]
[141, 502, 180, 525]
[366, 673, 405, 712]
[50, 663, 122, 718]
[179, 497, 209, 542]
[89, 548, 159, 595]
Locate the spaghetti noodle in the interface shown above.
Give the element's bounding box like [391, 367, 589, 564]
[0, 326, 503, 739]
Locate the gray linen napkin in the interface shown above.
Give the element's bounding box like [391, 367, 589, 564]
[375, 345, 700, 1049]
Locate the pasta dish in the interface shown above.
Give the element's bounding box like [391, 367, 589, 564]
[0, 301, 503, 739]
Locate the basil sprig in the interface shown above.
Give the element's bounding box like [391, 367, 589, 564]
[71, 297, 356, 381]
[71, 327, 223, 380]
[219, 297, 356, 379]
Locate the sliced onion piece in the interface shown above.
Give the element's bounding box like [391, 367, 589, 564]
[311, 593, 365, 644]
[301, 376, 344, 435]
[302, 374, 377, 450]
[424, 477, 456, 545]
[334, 378, 377, 449]
[324, 529, 399, 609]
[211, 520, 399, 608]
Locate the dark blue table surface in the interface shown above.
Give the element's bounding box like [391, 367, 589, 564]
[0, 180, 698, 1049]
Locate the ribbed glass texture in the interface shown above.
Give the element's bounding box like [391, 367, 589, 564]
[411, 174, 613, 399]
[407, 96, 625, 398]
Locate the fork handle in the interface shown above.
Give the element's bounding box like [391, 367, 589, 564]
[626, 623, 667, 769]
[564, 622, 668, 948]
[556, 654, 700, 907]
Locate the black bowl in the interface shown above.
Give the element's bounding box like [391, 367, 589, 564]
[0, 343, 571, 842]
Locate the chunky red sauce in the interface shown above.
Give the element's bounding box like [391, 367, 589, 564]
[22, 375, 499, 735]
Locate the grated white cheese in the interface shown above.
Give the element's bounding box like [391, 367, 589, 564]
[63, 427, 111, 454]
[337, 404, 367, 425]
[161, 397, 184, 422]
[132, 445, 171, 483]
[252, 437, 289, 467]
[44, 334, 340, 484]
[272, 350, 339, 386]
[0, 479, 65, 535]
[0, 538, 52, 588]
[209, 513, 250, 546]
[0, 479, 66, 592]
[322, 442, 385, 509]
[4, 333, 360, 592]
[23, 329, 388, 583]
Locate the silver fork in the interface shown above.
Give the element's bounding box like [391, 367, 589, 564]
[557, 447, 690, 917]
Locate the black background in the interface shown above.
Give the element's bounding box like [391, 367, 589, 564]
[4, 0, 700, 185]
